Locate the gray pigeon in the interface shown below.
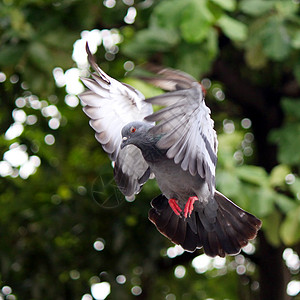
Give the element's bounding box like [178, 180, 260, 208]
[79, 44, 261, 257]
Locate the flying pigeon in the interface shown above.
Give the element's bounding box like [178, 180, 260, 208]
[79, 44, 262, 257]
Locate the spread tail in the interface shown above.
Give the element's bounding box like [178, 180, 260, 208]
[148, 192, 262, 257]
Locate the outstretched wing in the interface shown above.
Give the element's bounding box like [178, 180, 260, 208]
[79, 43, 153, 197]
[143, 66, 218, 192]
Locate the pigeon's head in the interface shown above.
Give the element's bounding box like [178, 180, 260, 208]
[121, 121, 152, 149]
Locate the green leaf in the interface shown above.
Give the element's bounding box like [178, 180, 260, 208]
[289, 177, 300, 200]
[249, 187, 275, 217]
[206, 27, 219, 58]
[217, 15, 248, 41]
[270, 123, 300, 165]
[270, 98, 300, 165]
[0, 44, 26, 66]
[260, 18, 291, 61]
[122, 28, 180, 58]
[280, 206, 300, 245]
[28, 42, 53, 72]
[274, 1, 299, 17]
[210, 0, 236, 11]
[217, 132, 244, 167]
[235, 165, 268, 186]
[180, 0, 215, 43]
[245, 43, 267, 69]
[262, 210, 282, 247]
[175, 45, 213, 77]
[152, 0, 186, 29]
[216, 170, 241, 199]
[281, 97, 300, 120]
[291, 31, 300, 49]
[239, 0, 275, 16]
[269, 164, 291, 187]
[294, 63, 300, 85]
[274, 194, 298, 214]
[9, 7, 34, 38]
[180, 14, 211, 43]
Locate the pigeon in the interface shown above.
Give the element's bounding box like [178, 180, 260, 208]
[79, 43, 262, 257]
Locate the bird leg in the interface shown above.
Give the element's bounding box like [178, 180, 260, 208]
[168, 198, 182, 216]
[184, 196, 198, 218]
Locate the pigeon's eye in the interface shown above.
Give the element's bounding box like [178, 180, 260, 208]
[130, 127, 136, 133]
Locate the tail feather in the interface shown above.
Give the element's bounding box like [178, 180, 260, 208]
[148, 194, 173, 229]
[206, 231, 223, 257]
[171, 217, 187, 246]
[164, 215, 180, 241]
[209, 218, 237, 256]
[218, 208, 250, 247]
[213, 212, 252, 255]
[181, 225, 199, 252]
[148, 192, 262, 257]
[215, 191, 261, 240]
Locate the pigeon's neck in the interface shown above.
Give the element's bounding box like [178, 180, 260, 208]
[136, 134, 166, 163]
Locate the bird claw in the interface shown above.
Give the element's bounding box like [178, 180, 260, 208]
[184, 196, 198, 218]
[168, 198, 182, 216]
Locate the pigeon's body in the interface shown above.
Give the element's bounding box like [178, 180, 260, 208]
[79, 44, 262, 257]
[148, 157, 208, 203]
[141, 146, 214, 237]
[129, 127, 210, 206]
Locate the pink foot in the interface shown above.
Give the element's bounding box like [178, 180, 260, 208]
[168, 198, 182, 216]
[184, 196, 198, 218]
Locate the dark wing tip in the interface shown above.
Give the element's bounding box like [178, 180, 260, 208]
[85, 42, 110, 85]
[85, 42, 96, 70]
[85, 41, 92, 58]
[138, 64, 197, 91]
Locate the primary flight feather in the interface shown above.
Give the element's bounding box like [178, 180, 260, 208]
[79, 43, 261, 257]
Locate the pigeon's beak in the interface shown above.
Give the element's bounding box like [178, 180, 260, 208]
[121, 136, 129, 149]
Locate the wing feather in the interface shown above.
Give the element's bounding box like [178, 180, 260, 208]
[79, 43, 153, 197]
[143, 68, 218, 191]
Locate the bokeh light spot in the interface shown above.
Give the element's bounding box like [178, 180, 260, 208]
[15, 97, 26, 108]
[201, 78, 211, 89]
[70, 270, 80, 280]
[242, 243, 255, 255]
[241, 118, 252, 129]
[285, 174, 295, 185]
[5, 123, 24, 140]
[174, 265, 186, 278]
[167, 245, 184, 258]
[131, 286, 142, 296]
[124, 61, 135, 72]
[0, 72, 7, 82]
[124, 7, 137, 24]
[81, 294, 93, 300]
[45, 134, 55, 145]
[65, 95, 79, 107]
[223, 119, 235, 134]
[26, 115, 38, 125]
[116, 275, 126, 284]
[287, 280, 300, 296]
[91, 282, 111, 300]
[166, 294, 176, 300]
[103, 0, 116, 8]
[93, 239, 105, 251]
[2, 286, 12, 295]
[4, 145, 28, 167]
[49, 118, 60, 130]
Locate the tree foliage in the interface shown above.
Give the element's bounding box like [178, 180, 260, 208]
[1, 0, 300, 299]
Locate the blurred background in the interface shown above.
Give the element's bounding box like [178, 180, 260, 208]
[1, 0, 300, 299]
